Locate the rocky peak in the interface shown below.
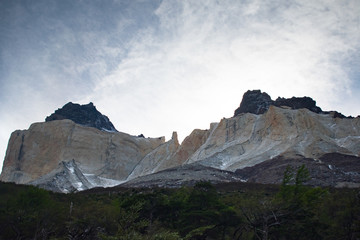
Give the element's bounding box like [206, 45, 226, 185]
[234, 90, 272, 115]
[171, 131, 179, 145]
[273, 96, 322, 113]
[234, 90, 322, 117]
[45, 102, 117, 132]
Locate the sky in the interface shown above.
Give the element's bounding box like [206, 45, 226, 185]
[0, 0, 359, 173]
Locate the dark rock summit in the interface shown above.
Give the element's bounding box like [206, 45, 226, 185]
[234, 90, 322, 116]
[45, 102, 117, 132]
[273, 96, 322, 113]
[234, 90, 272, 115]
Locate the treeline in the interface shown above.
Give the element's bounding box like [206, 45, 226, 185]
[0, 166, 359, 239]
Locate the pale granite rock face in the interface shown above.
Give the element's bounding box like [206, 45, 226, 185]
[126, 129, 211, 181]
[126, 132, 180, 180]
[171, 129, 210, 167]
[0, 119, 165, 184]
[186, 106, 360, 171]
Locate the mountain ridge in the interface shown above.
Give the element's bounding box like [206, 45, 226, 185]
[1, 90, 359, 192]
[234, 89, 353, 118]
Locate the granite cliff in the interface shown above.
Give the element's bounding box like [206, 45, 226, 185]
[1, 91, 360, 191]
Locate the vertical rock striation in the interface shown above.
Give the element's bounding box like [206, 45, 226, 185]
[0, 119, 165, 186]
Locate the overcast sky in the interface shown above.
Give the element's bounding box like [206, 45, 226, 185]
[1, 0, 359, 173]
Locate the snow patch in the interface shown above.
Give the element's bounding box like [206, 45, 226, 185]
[83, 173, 124, 188]
[99, 177, 125, 187]
[67, 165, 75, 174]
[101, 128, 117, 133]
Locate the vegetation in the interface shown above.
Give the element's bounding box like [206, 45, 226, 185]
[0, 165, 359, 239]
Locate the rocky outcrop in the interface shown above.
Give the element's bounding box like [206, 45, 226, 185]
[122, 164, 244, 188]
[274, 96, 322, 113]
[0, 119, 166, 186]
[234, 90, 322, 116]
[187, 105, 360, 172]
[235, 153, 360, 188]
[171, 129, 210, 167]
[126, 132, 180, 180]
[0, 113, 212, 192]
[30, 159, 123, 193]
[234, 90, 273, 115]
[46, 102, 117, 132]
[126, 129, 210, 181]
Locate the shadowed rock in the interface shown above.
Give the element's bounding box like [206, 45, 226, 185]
[235, 153, 360, 187]
[46, 102, 117, 132]
[234, 90, 322, 116]
[273, 96, 322, 113]
[234, 90, 273, 115]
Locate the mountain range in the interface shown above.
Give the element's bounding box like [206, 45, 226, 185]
[1, 90, 359, 192]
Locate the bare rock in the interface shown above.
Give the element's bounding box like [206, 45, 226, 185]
[234, 90, 323, 116]
[187, 106, 360, 172]
[0, 120, 165, 185]
[126, 132, 180, 180]
[234, 90, 272, 115]
[46, 102, 117, 132]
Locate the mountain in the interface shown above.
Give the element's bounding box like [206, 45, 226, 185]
[0, 118, 167, 191]
[1, 91, 360, 192]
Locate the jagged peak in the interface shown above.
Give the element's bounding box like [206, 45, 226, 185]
[233, 90, 351, 118]
[171, 131, 179, 146]
[234, 90, 272, 115]
[45, 102, 117, 132]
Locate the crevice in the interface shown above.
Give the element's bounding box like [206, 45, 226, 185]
[16, 134, 25, 170]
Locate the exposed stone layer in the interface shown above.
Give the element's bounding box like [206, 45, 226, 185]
[0, 120, 165, 184]
[187, 106, 360, 171]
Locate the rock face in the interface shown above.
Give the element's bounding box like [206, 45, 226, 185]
[234, 90, 322, 116]
[1, 90, 360, 192]
[46, 102, 117, 132]
[126, 129, 211, 181]
[0, 119, 166, 191]
[187, 105, 360, 171]
[234, 90, 273, 115]
[126, 132, 180, 181]
[274, 96, 322, 113]
[30, 159, 124, 193]
[0, 102, 212, 192]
